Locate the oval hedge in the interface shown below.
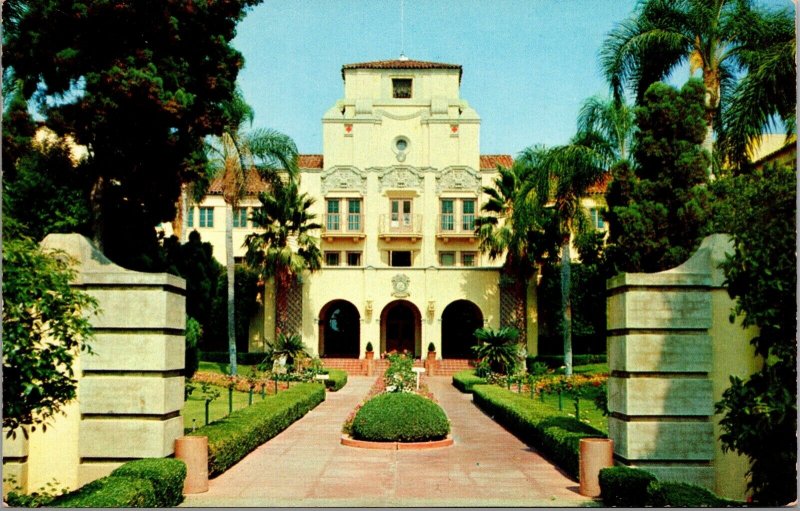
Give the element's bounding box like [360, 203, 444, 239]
[351, 392, 450, 442]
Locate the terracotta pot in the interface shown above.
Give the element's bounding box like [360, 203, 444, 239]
[365, 351, 374, 360]
[579, 438, 614, 497]
[175, 436, 209, 494]
[427, 351, 436, 361]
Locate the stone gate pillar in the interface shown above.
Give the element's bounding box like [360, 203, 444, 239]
[606, 234, 758, 500]
[2, 234, 186, 494]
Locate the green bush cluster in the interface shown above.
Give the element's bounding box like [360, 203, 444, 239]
[110, 458, 187, 507]
[48, 458, 186, 508]
[351, 392, 450, 442]
[383, 352, 416, 392]
[598, 466, 742, 507]
[597, 466, 657, 506]
[471, 384, 605, 479]
[323, 369, 348, 391]
[452, 370, 486, 393]
[191, 382, 325, 476]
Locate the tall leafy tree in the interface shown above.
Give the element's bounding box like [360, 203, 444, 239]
[714, 163, 796, 505]
[600, 0, 794, 157]
[245, 181, 322, 336]
[206, 89, 298, 376]
[517, 138, 609, 376]
[606, 79, 711, 273]
[3, 0, 261, 270]
[475, 160, 557, 341]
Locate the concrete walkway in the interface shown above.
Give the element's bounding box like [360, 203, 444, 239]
[181, 376, 595, 507]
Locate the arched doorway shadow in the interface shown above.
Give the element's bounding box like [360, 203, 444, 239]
[441, 300, 483, 358]
[318, 300, 360, 358]
[380, 300, 421, 357]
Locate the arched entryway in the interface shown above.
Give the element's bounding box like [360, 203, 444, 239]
[318, 300, 360, 357]
[441, 300, 483, 359]
[380, 300, 421, 356]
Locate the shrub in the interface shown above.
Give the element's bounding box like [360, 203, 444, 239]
[598, 466, 657, 507]
[110, 458, 186, 507]
[452, 370, 486, 393]
[471, 384, 605, 479]
[190, 382, 325, 476]
[383, 352, 416, 392]
[185, 317, 201, 380]
[51, 476, 156, 508]
[322, 369, 348, 391]
[472, 327, 519, 374]
[351, 392, 450, 442]
[647, 481, 738, 507]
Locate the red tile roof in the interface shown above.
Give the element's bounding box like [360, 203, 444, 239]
[480, 154, 514, 170]
[585, 172, 611, 194]
[299, 154, 323, 169]
[342, 59, 462, 79]
[207, 155, 323, 195]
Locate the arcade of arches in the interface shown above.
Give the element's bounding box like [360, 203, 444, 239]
[318, 299, 485, 359]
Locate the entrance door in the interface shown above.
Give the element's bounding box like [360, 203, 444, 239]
[385, 304, 415, 353]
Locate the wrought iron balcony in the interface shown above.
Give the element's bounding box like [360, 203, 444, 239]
[436, 213, 477, 241]
[321, 214, 365, 242]
[378, 214, 422, 242]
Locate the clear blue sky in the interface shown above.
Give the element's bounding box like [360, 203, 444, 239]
[231, 0, 639, 157]
[232, 0, 793, 157]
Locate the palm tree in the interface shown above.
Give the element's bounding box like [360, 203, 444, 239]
[245, 180, 322, 336]
[600, 0, 794, 157]
[471, 327, 520, 375]
[475, 160, 557, 341]
[576, 95, 635, 163]
[206, 89, 299, 376]
[516, 140, 609, 377]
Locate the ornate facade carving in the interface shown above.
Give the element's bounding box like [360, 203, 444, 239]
[436, 166, 481, 193]
[376, 166, 423, 191]
[320, 166, 367, 194]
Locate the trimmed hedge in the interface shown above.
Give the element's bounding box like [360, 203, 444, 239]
[648, 481, 739, 507]
[452, 370, 486, 393]
[110, 458, 186, 507]
[352, 392, 450, 442]
[324, 368, 348, 391]
[46, 458, 186, 508]
[199, 350, 268, 365]
[191, 382, 326, 476]
[52, 476, 157, 508]
[599, 466, 744, 507]
[598, 466, 657, 507]
[471, 384, 605, 479]
[526, 354, 606, 371]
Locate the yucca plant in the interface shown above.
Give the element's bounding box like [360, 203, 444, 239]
[471, 327, 520, 375]
[272, 332, 309, 369]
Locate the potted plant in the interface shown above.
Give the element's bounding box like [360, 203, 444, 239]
[365, 342, 374, 360]
[427, 342, 436, 361]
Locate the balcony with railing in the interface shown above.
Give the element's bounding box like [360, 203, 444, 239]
[378, 214, 422, 242]
[322, 213, 365, 242]
[436, 213, 477, 242]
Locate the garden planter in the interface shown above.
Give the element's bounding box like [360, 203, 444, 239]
[175, 436, 208, 494]
[579, 437, 614, 497]
[427, 351, 436, 361]
[365, 351, 374, 360]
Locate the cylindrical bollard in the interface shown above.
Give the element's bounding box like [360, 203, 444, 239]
[579, 438, 614, 497]
[175, 436, 209, 494]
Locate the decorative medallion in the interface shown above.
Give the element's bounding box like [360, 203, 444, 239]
[391, 274, 410, 297]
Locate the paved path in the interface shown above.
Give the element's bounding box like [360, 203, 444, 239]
[181, 376, 594, 507]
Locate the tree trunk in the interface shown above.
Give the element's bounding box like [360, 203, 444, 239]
[702, 68, 720, 179]
[561, 241, 573, 377]
[174, 183, 189, 243]
[226, 203, 237, 376]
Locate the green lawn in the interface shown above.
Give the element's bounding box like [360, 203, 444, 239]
[198, 361, 260, 375]
[182, 385, 259, 431]
[505, 385, 608, 434]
